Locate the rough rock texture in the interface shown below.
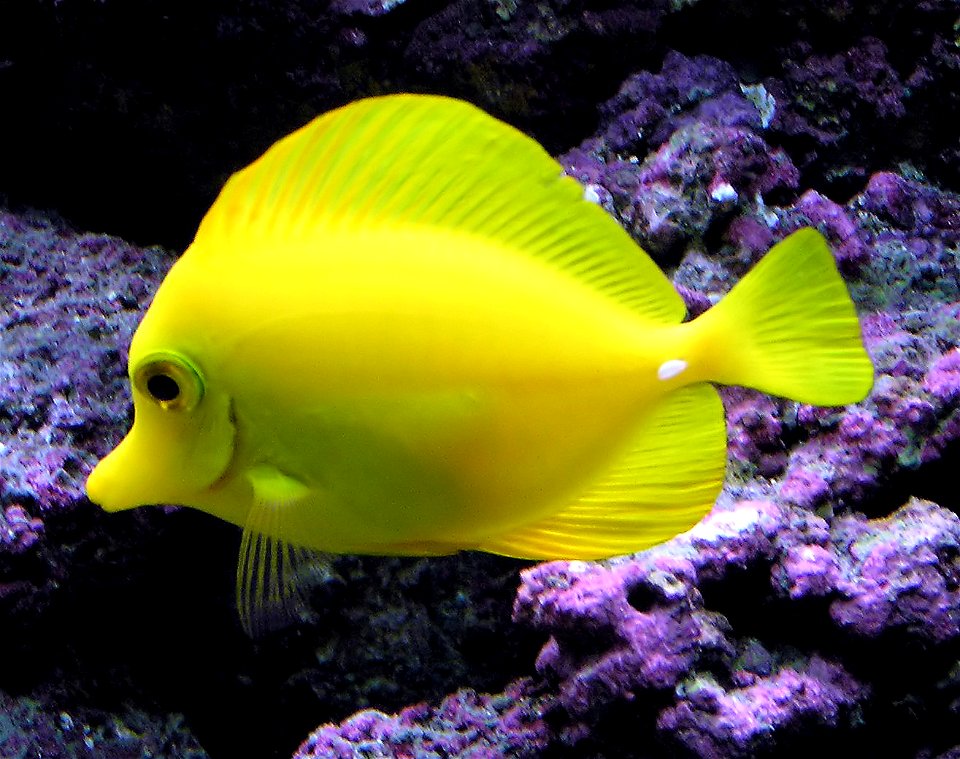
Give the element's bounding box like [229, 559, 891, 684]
[292, 78, 960, 759]
[0, 210, 173, 510]
[510, 497, 960, 758]
[1, 0, 959, 758]
[0, 0, 685, 247]
[1, 0, 956, 246]
[0, 210, 536, 757]
[0, 689, 208, 759]
[295, 680, 551, 759]
[828, 500, 960, 642]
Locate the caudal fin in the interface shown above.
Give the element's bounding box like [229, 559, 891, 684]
[696, 228, 873, 406]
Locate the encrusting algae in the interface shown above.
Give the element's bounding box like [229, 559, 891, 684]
[85, 94, 873, 634]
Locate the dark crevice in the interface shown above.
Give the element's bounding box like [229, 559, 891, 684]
[0, 506, 539, 758]
[859, 438, 960, 519]
[697, 557, 960, 759]
[626, 581, 662, 613]
[2, 0, 956, 246]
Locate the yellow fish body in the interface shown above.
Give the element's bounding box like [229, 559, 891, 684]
[85, 95, 872, 633]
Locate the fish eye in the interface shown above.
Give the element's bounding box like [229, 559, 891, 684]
[146, 373, 181, 403]
[134, 353, 204, 411]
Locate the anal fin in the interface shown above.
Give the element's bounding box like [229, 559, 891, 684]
[479, 384, 726, 560]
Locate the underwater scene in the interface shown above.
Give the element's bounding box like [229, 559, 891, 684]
[1, 1, 959, 757]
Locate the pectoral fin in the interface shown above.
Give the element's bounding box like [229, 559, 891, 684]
[237, 465, 330, 637]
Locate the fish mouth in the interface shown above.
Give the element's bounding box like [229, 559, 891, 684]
[85, 434, 148, 512]
[86, 399, 239, 513]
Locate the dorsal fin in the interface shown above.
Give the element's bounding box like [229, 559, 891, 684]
[193, 94, 685, 324]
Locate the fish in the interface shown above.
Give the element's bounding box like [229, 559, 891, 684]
[85, 94, 873, 634]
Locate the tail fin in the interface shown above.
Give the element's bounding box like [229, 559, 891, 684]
[695, 228, 873, 405]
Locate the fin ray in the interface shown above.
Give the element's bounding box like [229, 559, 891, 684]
[698, 228, 873, 405]
[193, 94, 685, 324]
[237, 467, 329, 637]
[479, 384, 726, 559]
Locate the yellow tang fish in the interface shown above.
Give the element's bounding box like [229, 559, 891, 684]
[86, 94, 873, 634]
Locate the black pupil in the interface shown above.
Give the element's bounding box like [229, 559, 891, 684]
[147, 373, 181, 403]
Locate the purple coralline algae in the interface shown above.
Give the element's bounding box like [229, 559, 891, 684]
[505, 500, 869, 756]
[658, 656, 867, 759]
[301, 61, 960, 759]
[771, 173, 960, 510]
[771, 37, 906, 162]
[2, 2, 960, 758]
[563, 52, 801, 260]
[0, 209, 174, 512]
[515, 554, 731, 736]
[0, 203, 536, 759]
[829, 499, 960, 642]
[504, 498, 959, 756]
[294, 680, 550, 759]
[0, 209, 178, 626]
[0, 503, 44, 555]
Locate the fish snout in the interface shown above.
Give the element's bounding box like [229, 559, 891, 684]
[85, 437, 144, 512]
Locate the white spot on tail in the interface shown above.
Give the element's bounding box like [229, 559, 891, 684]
[657, 359, 688, 381]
